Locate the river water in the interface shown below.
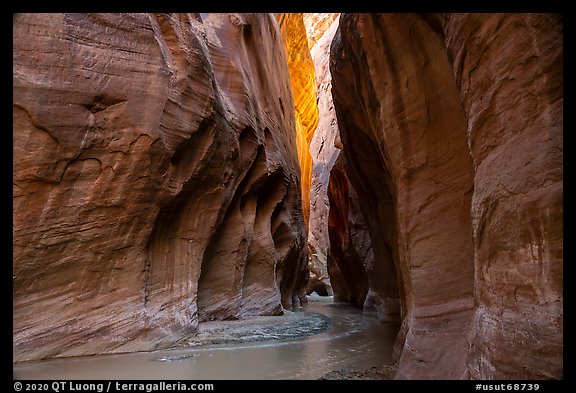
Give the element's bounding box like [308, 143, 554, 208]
[13, 295, 399, 380]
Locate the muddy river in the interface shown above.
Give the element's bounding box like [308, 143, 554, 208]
[13, 295, 400, 380]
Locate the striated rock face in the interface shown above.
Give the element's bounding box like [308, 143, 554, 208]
[304, 13, 340, 51]
[442, 13, 563, 380]
[331, 15, 473, 380]
[328, 152, 400, 319]
[13, 13, 308, 362]
[326, 154, 369, 306]
[330, 13, 562, 379]
[303, 13, 340, 296]
[306, 13, 400, 318]
[276, 13, 319, 230]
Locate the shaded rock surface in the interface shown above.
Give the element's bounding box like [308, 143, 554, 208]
[442, 13, 563, 380]
[303, 13, 341, 297]
[326, 154, 369, 307]
[13, 13, 308, 362]
[329, 13, 562, 380]
[305, 13, 400, 321]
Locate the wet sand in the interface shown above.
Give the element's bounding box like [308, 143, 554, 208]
[320, 364, 397, 380]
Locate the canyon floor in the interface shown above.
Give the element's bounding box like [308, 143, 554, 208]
[319, 365, 397, 380]
[13, 295, 399, 380]
[173, 298, 331, 349]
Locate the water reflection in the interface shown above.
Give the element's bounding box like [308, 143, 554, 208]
[13, 295, 399, 380]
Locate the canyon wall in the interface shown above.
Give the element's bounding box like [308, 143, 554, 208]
[276, 14, 319, 231]
[13, 13, 308, 362]
[13, 12, 563, 379]
[306, 13, 401, 319]
[303, 13, 340, 296]
[326, 154, 369, 306]
[442, 13, 563, 380]
[278, 12, 378, 306]
[330, 13, 562, 379]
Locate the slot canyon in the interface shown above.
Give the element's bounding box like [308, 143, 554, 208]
[13, 13, 562, 380]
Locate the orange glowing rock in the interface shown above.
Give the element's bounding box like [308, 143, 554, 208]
[276, 13, 319, 230]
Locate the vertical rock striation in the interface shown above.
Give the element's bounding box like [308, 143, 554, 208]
[276, 13, 319, 231]
[306, 14, 399, 319]
[13, 13, 308, 362]
[331, 14, 474, 379]
[442, 13, 563, 380]
[303, 13, 341, 296]
[329, 13, 562, 380]
[326, 154, 369, 306]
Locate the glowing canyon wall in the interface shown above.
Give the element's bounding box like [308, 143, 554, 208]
[276, 13, 319, 230]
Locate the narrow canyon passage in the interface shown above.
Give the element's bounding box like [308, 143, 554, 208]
[13, 13, 562, 380]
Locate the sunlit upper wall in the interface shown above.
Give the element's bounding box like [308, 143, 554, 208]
[276, 13, 319, 229]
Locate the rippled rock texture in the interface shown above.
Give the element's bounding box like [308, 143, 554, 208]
[330, 13, 562, 379]
[13, 13, 308, 362]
